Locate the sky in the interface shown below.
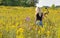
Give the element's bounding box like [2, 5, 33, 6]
[36, 0, 60, 7]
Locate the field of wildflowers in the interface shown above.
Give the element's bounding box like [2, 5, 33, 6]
[0, 6, 60, 38]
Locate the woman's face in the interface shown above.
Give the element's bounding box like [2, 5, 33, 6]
[36, 7, 42, 13]
[37, 7, 41, 12]
[37, 7, 40, 11]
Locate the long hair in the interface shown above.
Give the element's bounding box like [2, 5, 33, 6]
[36, 7, 42, 16]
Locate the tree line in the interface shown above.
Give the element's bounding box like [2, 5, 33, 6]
[0, 0, 38, 7]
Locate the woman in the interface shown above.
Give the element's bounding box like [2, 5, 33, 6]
[35, 7, 49, 27]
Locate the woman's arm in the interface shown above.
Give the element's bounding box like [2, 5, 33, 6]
[43, 9, 49, 18]
[44, 9, 49, 16]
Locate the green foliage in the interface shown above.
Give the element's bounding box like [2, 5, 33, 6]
[51, 4, 56, 9]
[0, 0, 36, 7]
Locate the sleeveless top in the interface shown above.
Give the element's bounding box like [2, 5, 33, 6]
[36, 13, 43, 21]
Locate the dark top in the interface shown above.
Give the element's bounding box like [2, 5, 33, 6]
[36, 13, 43, 21]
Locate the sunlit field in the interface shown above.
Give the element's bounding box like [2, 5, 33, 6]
[0, 6, 60, 38]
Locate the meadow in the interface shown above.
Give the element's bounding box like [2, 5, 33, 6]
[0, 6, 60, 38]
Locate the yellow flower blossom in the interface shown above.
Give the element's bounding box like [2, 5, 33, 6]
[46, 31, 50, 36]
[18, 28, 24, 33]
[41, 27, 45, 32]
[38, 30, 41, 35]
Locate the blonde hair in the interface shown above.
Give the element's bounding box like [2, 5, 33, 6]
[35, 7, 42, 16]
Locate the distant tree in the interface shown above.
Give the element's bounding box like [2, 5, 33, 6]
[34, 0, 38, 3]
[51, 4, 56, 9]
[30, 0, 35, 6]
[0, 0, 2, 5]
[1, 0, 12, 6]
[56, 6, 60, 8]
[0, 0, 37, 6]
[11, 0, 19, 6]
[42, 6, 50, 8]
[26, 0, 36, 7]
[21, 0, 27, 6]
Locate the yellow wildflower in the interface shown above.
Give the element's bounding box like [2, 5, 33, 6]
[46, 31, 50, 36]
[18, 28, 24, 33]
